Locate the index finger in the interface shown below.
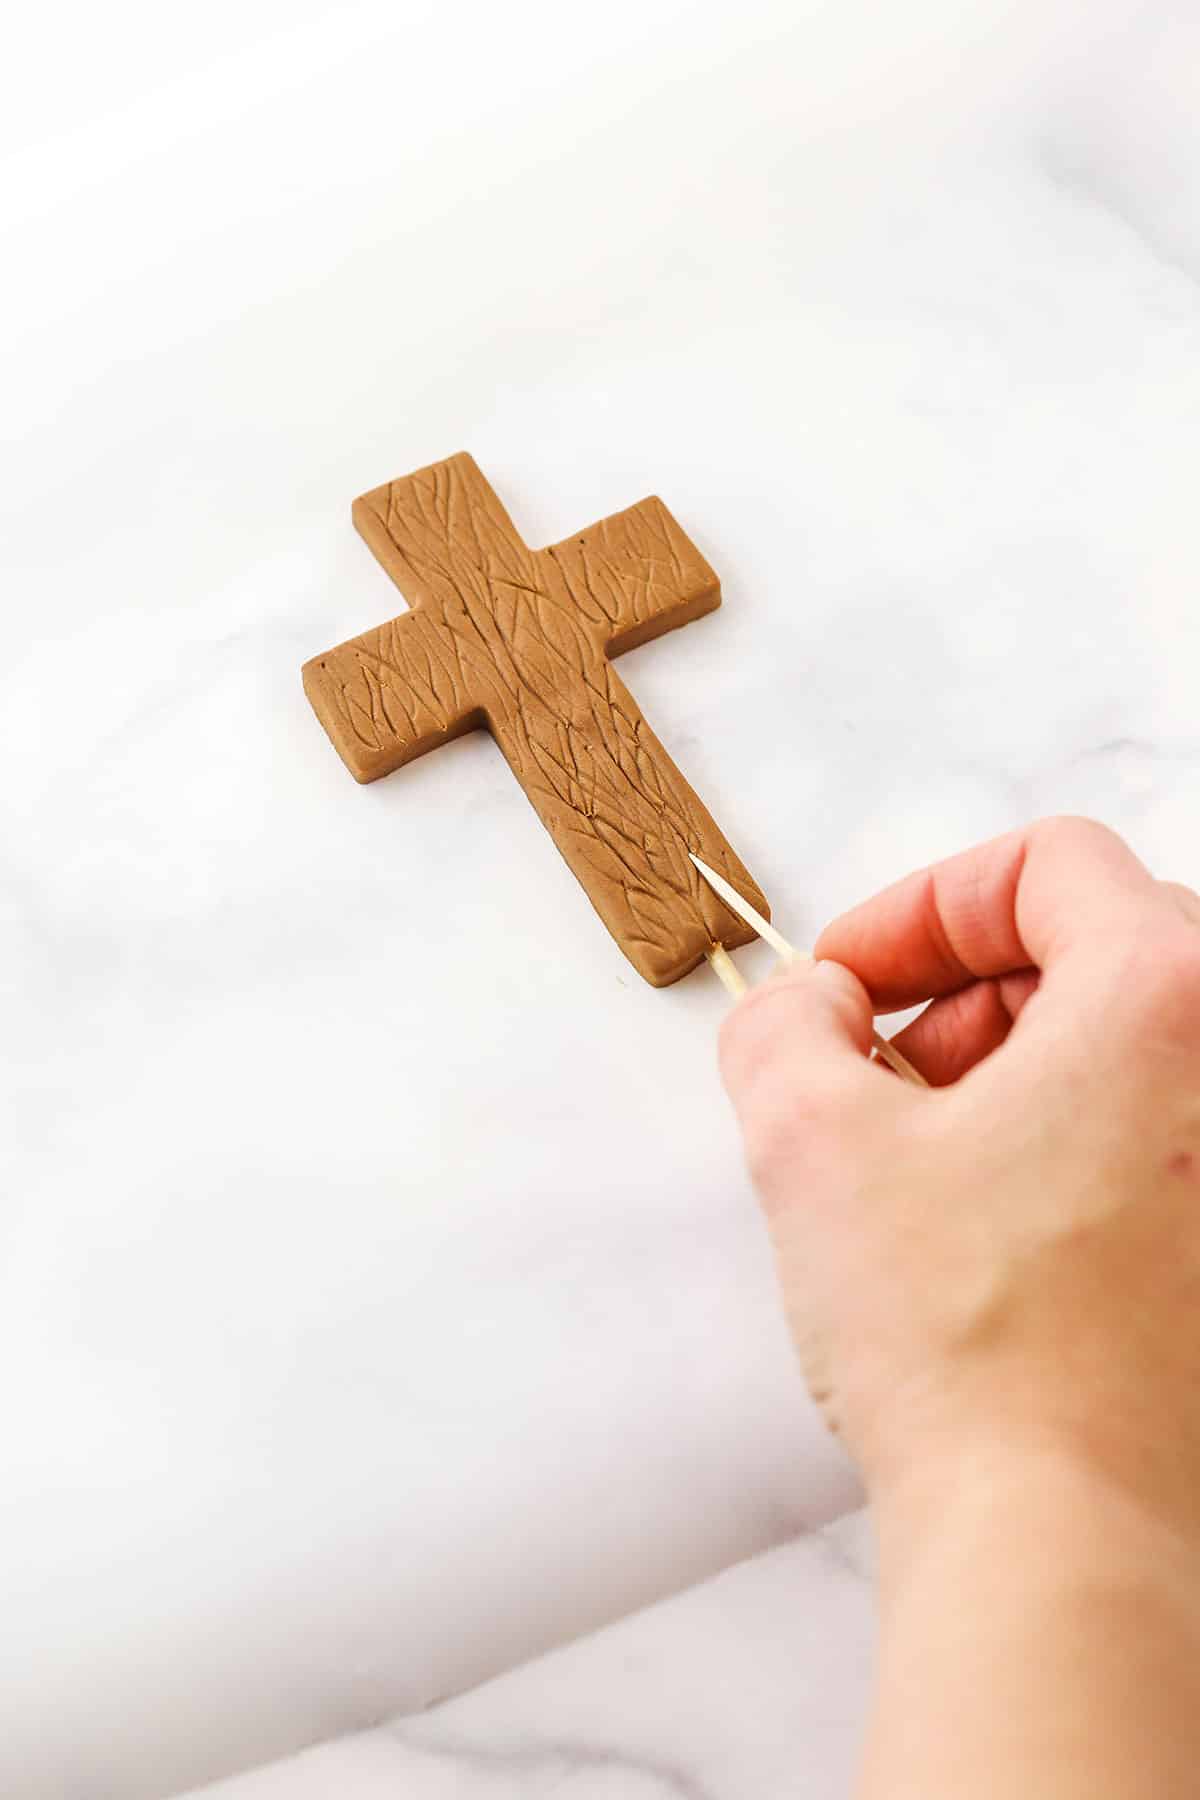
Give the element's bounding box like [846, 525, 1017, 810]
[813, 817, 1157, 1011]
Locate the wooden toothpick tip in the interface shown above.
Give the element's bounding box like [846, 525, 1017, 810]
[689, 854, 798, 962]
[690, 851, 928, 1088]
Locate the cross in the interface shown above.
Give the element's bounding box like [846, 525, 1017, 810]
[302, 452, 767, 986]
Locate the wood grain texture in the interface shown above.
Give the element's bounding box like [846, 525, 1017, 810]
[302, 453, 767, 986]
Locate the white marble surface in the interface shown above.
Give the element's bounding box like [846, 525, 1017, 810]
[180, 1515, 876, 1800]
[4, 1, 1200, 1795]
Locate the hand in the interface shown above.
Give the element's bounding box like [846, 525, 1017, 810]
[719, 816, 1200, 1523]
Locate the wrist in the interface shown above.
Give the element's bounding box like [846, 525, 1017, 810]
[859, 1434, 1200, 1800]
[871, 1432, 1200, 1605]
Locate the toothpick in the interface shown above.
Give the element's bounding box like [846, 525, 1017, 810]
[690, 855, 795, 962]
[692, 854, 928, 1089]
[870, 1034, 928, 1086]
[706, 941, 748, 998]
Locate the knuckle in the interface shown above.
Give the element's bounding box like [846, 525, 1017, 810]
[1164, 934, 1200, 1004]
[1160, 880, 1200, 925]
[740, 1071, 863, 1196]
[743, 1119, 790, 1194]
[1117, 929, 1200, 1039]
[1030, 813, 1128, 857]
[741, 1091, 814, 1194]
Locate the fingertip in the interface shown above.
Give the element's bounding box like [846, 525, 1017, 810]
[717, 955, 875, 1101]
[812, 905, 869, 974]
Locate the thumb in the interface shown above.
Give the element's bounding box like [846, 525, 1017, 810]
[718, 958, 894, 1187]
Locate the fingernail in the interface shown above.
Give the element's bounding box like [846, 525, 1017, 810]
[769, 953, 852, 996]
[807, 957, 856, 995]
[805, 957, 845, 986]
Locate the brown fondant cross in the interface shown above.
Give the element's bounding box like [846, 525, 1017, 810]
[302, 453, 767, 986]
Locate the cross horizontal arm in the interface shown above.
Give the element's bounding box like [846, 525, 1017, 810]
[302, 608, 482, 783]
[539, 494, 721, 658]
